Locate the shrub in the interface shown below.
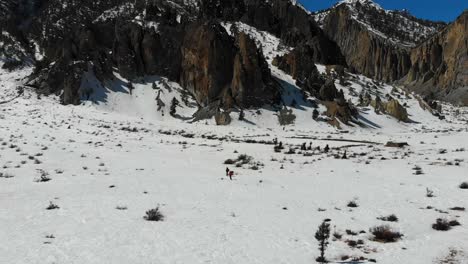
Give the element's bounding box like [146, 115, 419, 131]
[235, 154, 252, 164]
[36, 170, 51, 182]
[46, 202, 59, 210]
[459, 182, 468, 189]
[347, 240, 358, 247]
[347, 201, 359, 208]
[426, 188, 435, 197]
[432, 218, 459, 231]
[224, 159, 236, 165]
[333, 231, 342, 240]
[370, 225, 402, 242]
[144, 207, 164, 221]
[449, 220, 461, 227]
[377, 214, 399, 222]
[449, 207, 465, 211]
[0, 172, 14, 179]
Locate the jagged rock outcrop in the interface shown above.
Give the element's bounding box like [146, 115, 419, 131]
[405, 11, 468, 105]
[385, 99, 409, 122]
[323, 100, 357, 126]
[371, 97, 409, 122]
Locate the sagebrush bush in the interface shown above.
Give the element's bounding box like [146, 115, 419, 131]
[370, 225, 402, 242]
[432, 219, 460, 231]
[144, 207, 164, 221]
[46, 202, 59, 210]
[224, 159, 235, 165]
[459, 182, 468, 189]
[432, 218, 451, 231]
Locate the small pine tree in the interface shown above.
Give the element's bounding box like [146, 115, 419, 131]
[239, 109, 245, 121]
[128, 82, 134, 95]
[312, 109, 319, 120]
[170, 97, 179, 117]
[315, 220, 331, 263]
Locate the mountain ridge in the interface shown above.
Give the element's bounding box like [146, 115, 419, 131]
[0, 0, 467, 110]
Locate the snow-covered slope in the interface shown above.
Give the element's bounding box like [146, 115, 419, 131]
[2, 62, 468, 264]
[1, 2, 468, 263]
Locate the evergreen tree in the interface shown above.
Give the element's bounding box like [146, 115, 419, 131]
[313, 109, 319, 120]
[170, 97, 179, 117]
[239, 109, 245, 121]
[315, 220, 331, 263]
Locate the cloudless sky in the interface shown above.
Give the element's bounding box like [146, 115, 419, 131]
[299, 0, 468, 22]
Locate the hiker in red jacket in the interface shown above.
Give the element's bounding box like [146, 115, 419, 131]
[228, 170, 234, 180]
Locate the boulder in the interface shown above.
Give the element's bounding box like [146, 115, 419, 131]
[215, 111, 232, 125]
[385, 99, 409, 122]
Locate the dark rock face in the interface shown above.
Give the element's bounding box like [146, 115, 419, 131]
[180, 22, 280, 108]
[3, 0, 465, 108]
[4, 0, 313, 107]
[319, 80, 338, 101]
[273, 46, 323, 96]
[180, 22, 236, 107]
[200, 0, 345, 65]
[405, 11, 468, 105]
[113, 22, 145, 78]
[320, 5, 412, 82]
[230, 32, 280, 108]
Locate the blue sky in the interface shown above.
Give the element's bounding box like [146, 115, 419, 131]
[299, 0, 468, 22]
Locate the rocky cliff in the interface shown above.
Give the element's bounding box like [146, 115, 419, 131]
[1, 0, 466, 109]
[314, 0, 467, 105]
[315, 0, 444, 83]
[405, 11, 468, 105]
[319, 4, 412, 82]
[1, 0, 339, 108]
